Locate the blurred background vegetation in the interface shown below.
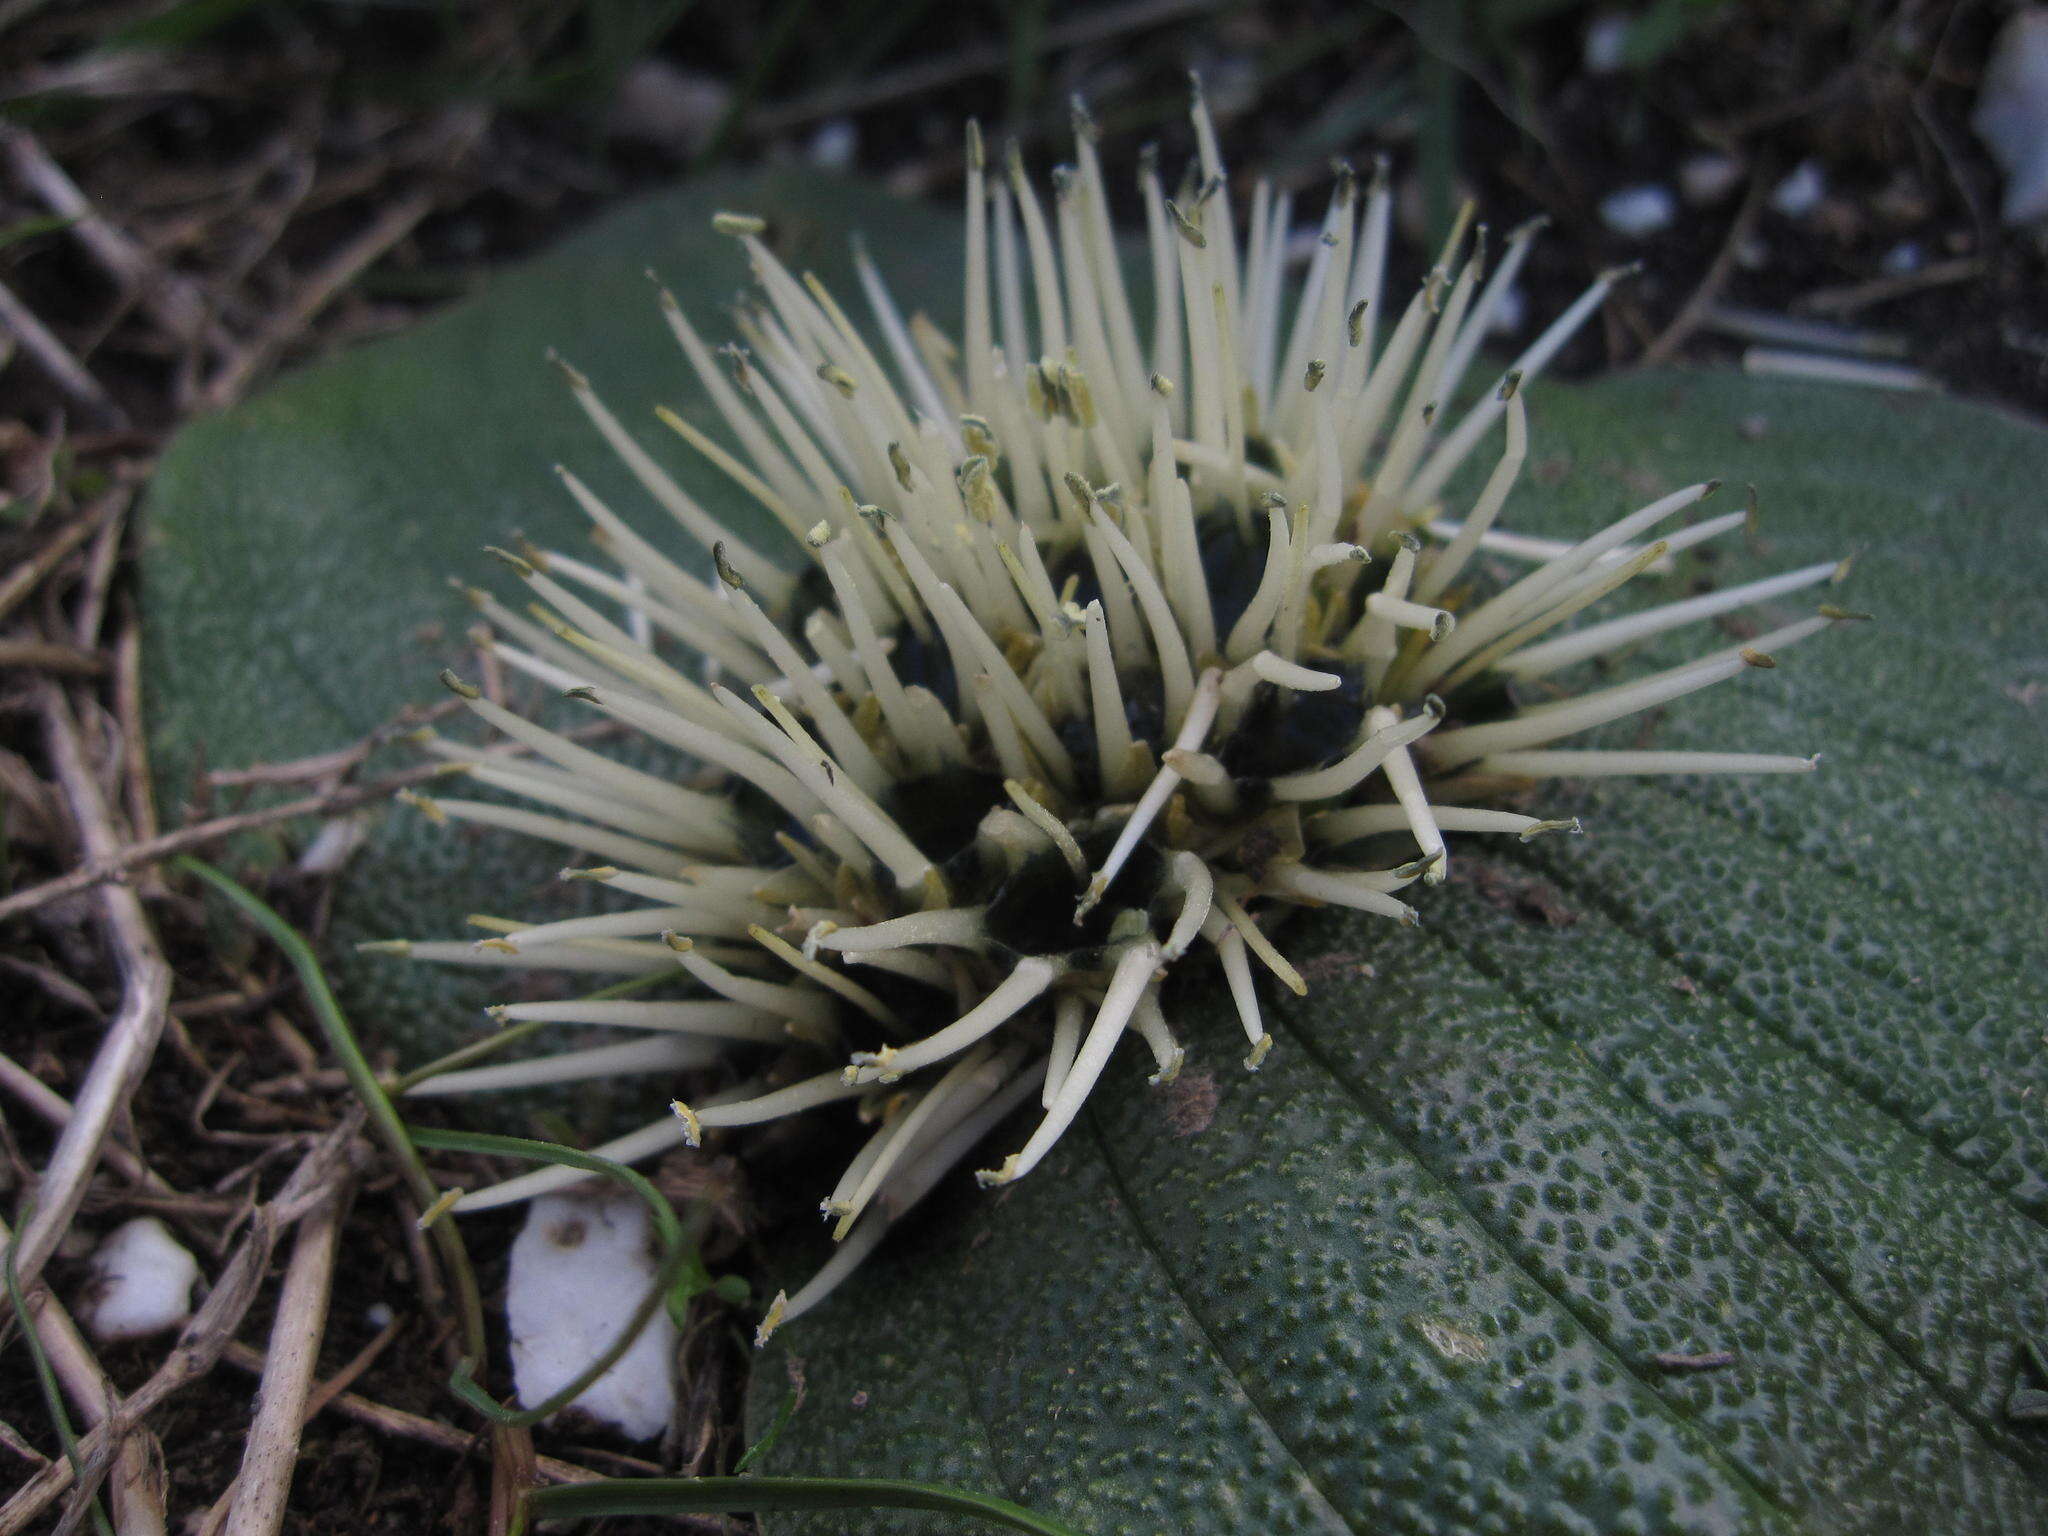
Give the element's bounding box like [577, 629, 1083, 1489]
[1, 0, 2036, 437]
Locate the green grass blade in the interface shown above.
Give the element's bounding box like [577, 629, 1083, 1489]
[174, 855, 492, 1365]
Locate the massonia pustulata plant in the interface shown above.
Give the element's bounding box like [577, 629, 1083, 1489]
[356, 91, 1865, 1345]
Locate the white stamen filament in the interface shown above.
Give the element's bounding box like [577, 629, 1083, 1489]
[769, 1061, 1046, 1337]
[1426, 648, 1776, 769]
[1498, 560, 1842, 679]
[1367, 703, 1448, 881]
[750, 924, 901, 1031]
[1042, 991, 1086, 1107]
[405, 1034, 719, 1098]
[402, 794, 682, 876]
[1132, 991, 1184, 1084]
[1269, 864, 1420, 924]
[816, 908, 989, 954]
[1210, 923, 1270, 1068]
[489, 998, 788, 1043]
[665, 934, 837, 1029]
[1077, 668, 1224, 917]
[1477, 750, 1820, 778]
[455, 1115, 693, 1212]
[1162, 850, 1214, 960]
[979, 940, 1159, 1186]
[846, 957, 1059, 1084]
[1270, 701, 1443, 802]
[1310, 805, 1576, 844]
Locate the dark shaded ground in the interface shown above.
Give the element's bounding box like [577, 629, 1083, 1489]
[1, 1, 2037, 1530]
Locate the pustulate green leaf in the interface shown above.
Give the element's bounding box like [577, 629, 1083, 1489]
[143, 170, 2048, 1533]
[749, 370, 2048, 1533]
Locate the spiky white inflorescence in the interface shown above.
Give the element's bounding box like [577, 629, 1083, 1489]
[379, 91, 1856, 1341]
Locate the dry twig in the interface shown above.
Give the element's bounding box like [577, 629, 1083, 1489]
[0, 122, 218, 345]
[0, 486, 130, 627]
[1640, 162, 1772, 369]
[212, 1179, 352, 1536]
[0, 760, 444, 923]
[0, 1121, 365, 1534]
[0, 276, 121, 419]
[217, 1341, 613, 1487]
[3, 684, 172, 1300]
[0, 1214, 168, 1536]
[201, 187, 442, 408]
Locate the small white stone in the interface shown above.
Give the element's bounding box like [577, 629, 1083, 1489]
[1972, 11, 2048, 224]
[1679, 152, 1744, 206]
[1769, 160, 1826, 219]
[606, 60, 730, 155]
[1584, 12, 1631, 73]
[507, 1191, 677, 1441]
[365, 1302, 395, 1330]
[1599, 184, 1677, 240]
[807, 119, 857, 172]
[1880, 240, 1924, 276]
[1487, 282, 1527, 336]
[84, 1218, 199, 1343]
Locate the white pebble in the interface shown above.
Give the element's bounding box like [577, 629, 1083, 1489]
[1583, 12, 1631, 73]
[1972, 11, 2048, 224]
[1599, 184, 1677, 240]
[1769, 160, 1826, 219]
[365, 1302, 395, 1330]
[1679, 152, 1744, 206]
[807, 118, 857, 173]
[84, 1218, 199, 1343]
[1487, 282, 1527, 336]
[1880, 240, 1923, 277]
[507, 1191, 677, 1441]
[606, 61, 730, 155]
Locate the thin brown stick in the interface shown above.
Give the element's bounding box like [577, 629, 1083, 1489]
[0, 1047, 171, 1194]
[2, 685, 172, 1301]
[202, 188, 439, 409]
[0, 1124, 365, 1535]
[0, 487, 128, 626]
[1639, 162, 1771, 369]
[0, 123, 216, 344]
[0, 276, 121, 419]
[217, 1179, 351, 1536]
[218, 1342, 612, 1487]
[301, 1314, 402, 1422]
[207, 742, 378, 790]
[0, 761, 443, 924]
[0, 1418, 48, 1471]
[0, 638, 108, 676]
[748, 0, 1225, 133]
[0, 714, 629, 924]
[1794, 255, 1985, 317]
[113, 616, 162, 860]
[0, 953, 101, 1015]
[69, 501, 125, 650]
